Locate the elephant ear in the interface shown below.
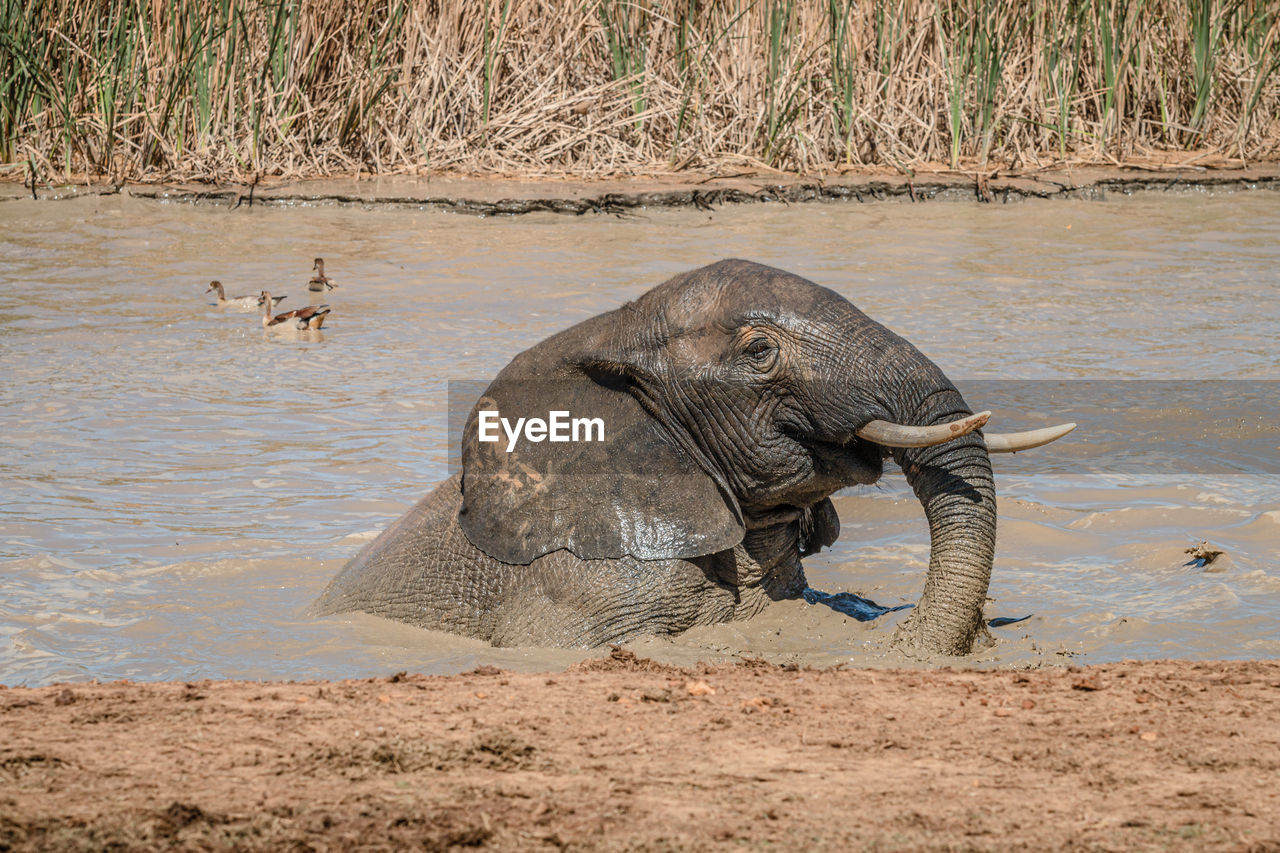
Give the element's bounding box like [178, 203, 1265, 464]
[458, 356, 745, 565]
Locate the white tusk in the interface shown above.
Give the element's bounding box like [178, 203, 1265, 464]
[985, 422, 1077, 453]
[855, 411, 991, 448]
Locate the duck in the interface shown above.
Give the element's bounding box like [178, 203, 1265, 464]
[260, 291, 330, 331]
[207, 281, 286, 311]
[308, 258, 338, 292]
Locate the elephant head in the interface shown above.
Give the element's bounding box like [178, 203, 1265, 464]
[458, 259, 1071, 655]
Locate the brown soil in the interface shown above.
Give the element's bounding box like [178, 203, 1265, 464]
[3, 653, 1278, 851]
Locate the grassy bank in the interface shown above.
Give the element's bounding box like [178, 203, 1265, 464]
[3, 0, 1279, 183]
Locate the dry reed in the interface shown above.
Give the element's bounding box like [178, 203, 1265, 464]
[3, 0, 1279, 183]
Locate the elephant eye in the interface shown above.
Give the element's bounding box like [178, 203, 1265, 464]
[744, 337, 777, 364]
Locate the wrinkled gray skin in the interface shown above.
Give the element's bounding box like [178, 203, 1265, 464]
[314, 260, 996, 656]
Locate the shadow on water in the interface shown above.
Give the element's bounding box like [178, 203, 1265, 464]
[802, 588, 912, 621]
[802, 588, 1030, 629]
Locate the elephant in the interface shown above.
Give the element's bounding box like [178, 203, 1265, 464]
[313, 259, 1073, 656]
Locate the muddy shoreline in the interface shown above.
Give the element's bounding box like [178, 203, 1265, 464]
[5, 162, 1280, 215]
[3, 654, 1278, 851]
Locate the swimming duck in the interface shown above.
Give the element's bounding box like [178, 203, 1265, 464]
[308, 258, 338, 292]
[207, 281, 286, 311]
[260, 291, 331, 331]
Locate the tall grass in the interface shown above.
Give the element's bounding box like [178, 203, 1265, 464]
[2, 0, 1279, 181]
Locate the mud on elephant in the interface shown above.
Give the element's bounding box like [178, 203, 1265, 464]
[313, 260, 1073, 656]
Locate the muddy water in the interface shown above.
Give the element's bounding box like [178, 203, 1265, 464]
[1, 189, 1277, 686]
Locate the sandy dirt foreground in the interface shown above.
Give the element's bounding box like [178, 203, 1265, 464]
[2, 652, 1279, 852]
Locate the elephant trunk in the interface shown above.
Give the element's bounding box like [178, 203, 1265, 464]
[890, 391, 997, 656]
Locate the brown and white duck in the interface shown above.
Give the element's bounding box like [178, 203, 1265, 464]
[260, 291, 330, 331]
[308, 258, 338, 292]
[207, 281, 286, 311]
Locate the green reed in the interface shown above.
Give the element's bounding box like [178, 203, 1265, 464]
[670, 2, 748, 158]
[1234, 0, 1280, 146]
[1189, 0, 1231, 135]
[0, 0, 43, 164]
[482, 0, 513, 129]
[599, 0, 650, 128]
[1037, 0, 1086, 160]
[1091, 0, 1146, 149]
[764, 0, 793, 159]
[938, 0, 1004, 169]
[873, 0, 908, 86]
[342, 0, 408, 155]
[827, 0, 857, 160]
[671, 0, 698, 151]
